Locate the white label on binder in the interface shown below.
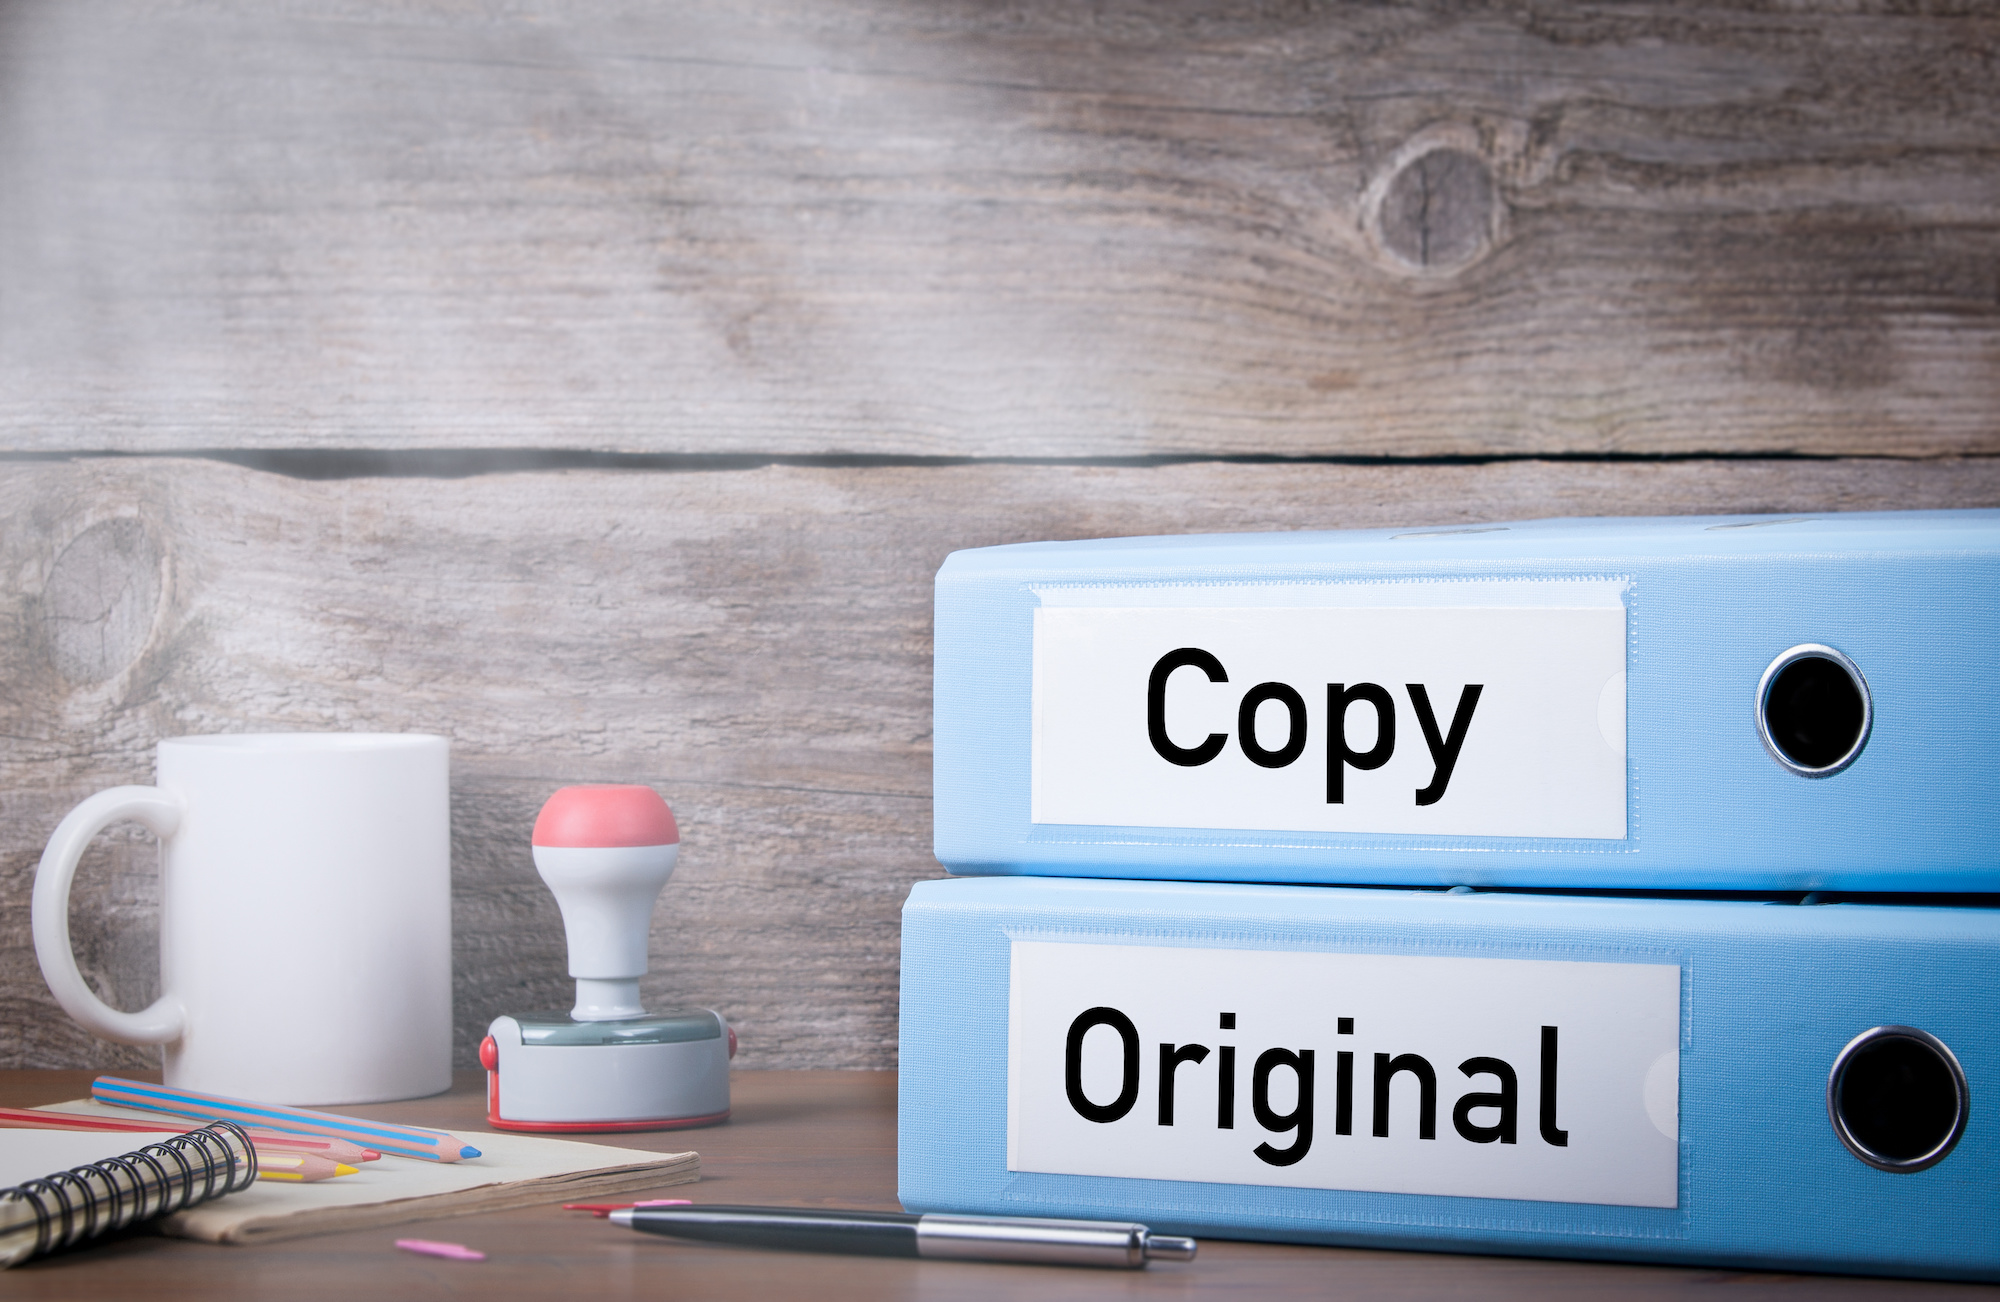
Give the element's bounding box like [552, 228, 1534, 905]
[1031, 584, 1628, 840]
[1007, 940, 1680, 1208]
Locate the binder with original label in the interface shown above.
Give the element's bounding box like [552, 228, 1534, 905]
[898, 876, 2000, 1281]
[933, 510, 2000, 890]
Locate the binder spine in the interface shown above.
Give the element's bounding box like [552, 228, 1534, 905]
[899, 877, 2000, 1280]
[932, 511, 2000, 889]
[0, 1121, 257, 1267]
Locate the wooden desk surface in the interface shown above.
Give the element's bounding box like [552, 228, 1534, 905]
[2, 1070, 1993, 1300]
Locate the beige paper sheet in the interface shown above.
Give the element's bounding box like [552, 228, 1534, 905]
[35, 1099, 697, 1244]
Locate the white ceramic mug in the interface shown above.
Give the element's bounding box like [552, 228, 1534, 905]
[33, 733, 452, 1105]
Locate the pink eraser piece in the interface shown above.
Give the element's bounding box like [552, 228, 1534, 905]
[532, 785, 679, 848]
[396, 1238, 486, 1262]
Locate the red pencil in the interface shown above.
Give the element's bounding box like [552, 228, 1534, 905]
[0, 1107, 379, 1163]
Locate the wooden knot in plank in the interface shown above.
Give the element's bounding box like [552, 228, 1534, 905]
[40, 518, 164, 686]
[1370, 146, 1497, 275]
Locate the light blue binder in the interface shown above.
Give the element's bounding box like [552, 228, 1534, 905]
[898, 876, 2000, 1280]
[933, 510, 2000, 890]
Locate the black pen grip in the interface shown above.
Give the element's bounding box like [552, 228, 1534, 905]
[625, 1206, 921, 1258]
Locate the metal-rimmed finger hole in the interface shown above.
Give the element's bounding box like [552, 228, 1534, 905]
[1756, 644, 1870, 777]
[1826, 1025, 1969, 1173]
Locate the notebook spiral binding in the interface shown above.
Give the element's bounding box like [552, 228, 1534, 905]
[0, 1121, 258, 1268]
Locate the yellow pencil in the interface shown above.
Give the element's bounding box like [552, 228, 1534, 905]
[256, 1153, 360, 1184]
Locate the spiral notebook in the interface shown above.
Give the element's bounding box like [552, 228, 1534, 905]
[28, 1100, 698, 1244]
[2, 1125, 256, 1266]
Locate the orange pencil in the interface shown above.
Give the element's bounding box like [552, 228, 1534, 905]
[255, 1137, 380, 1163]
[256, 1153, 359, 1184]
[0, 1107, 378, 1163]
[253, 1136, 378, 1163]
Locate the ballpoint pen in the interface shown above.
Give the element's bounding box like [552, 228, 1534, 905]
[603, 1204, 1196, 1269]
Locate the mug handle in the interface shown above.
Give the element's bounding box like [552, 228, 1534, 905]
[32, 786, 189, 1045]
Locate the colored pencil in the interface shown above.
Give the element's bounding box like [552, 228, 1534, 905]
[257, 1153, 360, 1183]
[91, 1077, 483, 1163]
[251, 1137, 378, 1163]
[0, 1107, 379, 1162]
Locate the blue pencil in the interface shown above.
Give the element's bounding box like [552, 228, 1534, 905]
[92, 1076, 482, 1163]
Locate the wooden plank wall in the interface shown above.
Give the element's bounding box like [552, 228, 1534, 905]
[2, 2, 1996, 1074]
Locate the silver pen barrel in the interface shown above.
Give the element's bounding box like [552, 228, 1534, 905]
[915, 1214, 1197, 1268]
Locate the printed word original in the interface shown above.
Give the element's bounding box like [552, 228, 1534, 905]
[1064, 1007, 1569, 1167]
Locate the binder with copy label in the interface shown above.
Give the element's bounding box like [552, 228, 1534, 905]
[898, 876, 2000, 1280]
[933, 510, 2000, 891]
